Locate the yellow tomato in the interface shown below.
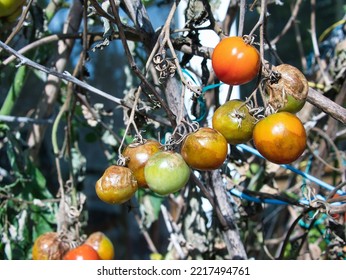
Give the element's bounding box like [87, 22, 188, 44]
[85, 232, 115, 260]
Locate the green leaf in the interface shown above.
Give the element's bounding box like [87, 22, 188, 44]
[23, 162, 52, 200]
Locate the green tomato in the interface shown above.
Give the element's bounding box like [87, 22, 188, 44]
[0, 0, 25, 18]
[144, 151, 190, 196]
[212, 99, 256, 145]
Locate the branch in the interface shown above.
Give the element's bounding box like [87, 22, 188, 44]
[0, 41, 122, 105]
[270, 0, 303, 45]
[307, 86, 346, 124]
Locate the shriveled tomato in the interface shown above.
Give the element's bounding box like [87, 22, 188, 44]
[211, 36, 260, 85]
[144, 151, 190, 196]
[63, 244, 100, 260]
[265, 64, 308, 114]
[32, 232, 69, 260]
[85, 231, 114, 260]
[180, 127, 228, 171]
[253, 112, 306, 164]
[95, 165, 138, 204]
[212, 99, 256, 145]
[123, 139, 161, 187]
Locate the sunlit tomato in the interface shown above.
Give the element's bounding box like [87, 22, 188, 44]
[63, 244, 100, 260]
[32, 232, 69, 260]
[0, 0, 25, 18]
[123, 139, 161, 187]
[144, 151, 190, 196]
[253, 112, 306, 164]
[95, 165, 138, 204]
[211, 36, 260, 85]
[85, 231, 114, 260]
[180, 127, 228, 171]
[265, 64, 308, 114]
[212, 99, 256, 145]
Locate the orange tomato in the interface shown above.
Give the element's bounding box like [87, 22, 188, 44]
[212, 36, 260, 85]
[123, 140, 161, 187]
[180, 127, 228, 171]
[95, 165, 138, 204]
[253, 112, 306, 164]
[32, 232, 69, 260]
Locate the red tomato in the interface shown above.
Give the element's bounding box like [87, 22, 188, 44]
[63, 244, 100, 260]
[180, 127, 228, 171]
[212, 36, 260, 85]
[253, 112, 306, 164]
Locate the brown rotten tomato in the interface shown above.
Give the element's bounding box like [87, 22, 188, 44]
[253, 112, 306, 164]
[265, 64, 308, 114]
[95, 165, 138, 204]
[63, 244, 100, 260]
[85, 231, 114, 260]
[32, 232, 69, 260]
[212, 99, 256, 145]
[181, 127, 228, 171]
[123, 139, 161, 187]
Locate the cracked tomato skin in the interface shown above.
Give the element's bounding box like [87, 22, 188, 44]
[181, 127, 228, 171]
[253, 112, 306, 164]
[212, 36, 260, 85]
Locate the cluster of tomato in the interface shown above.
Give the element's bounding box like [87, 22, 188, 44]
[0, 0, 25, 23]
[94, 35, 309, 204]
[211, 36, 308, 165]
[32, 231, 114, 260]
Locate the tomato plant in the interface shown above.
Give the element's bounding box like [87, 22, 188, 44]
[265, 64, 309, 114]
[180, 127, 228, 171]
[95, 165, 138, 204]
[212, 99, 256, 145]
[211, 36, 261, 85]
[0, 0, 25, 19]
[85, 231, 115, 260]
[63, 244, 100, 260]
[32, 232, 69, 260]
[144, 151, 190, 196]
[253, 112, 307, 164]
[123, 139, 162, 187]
